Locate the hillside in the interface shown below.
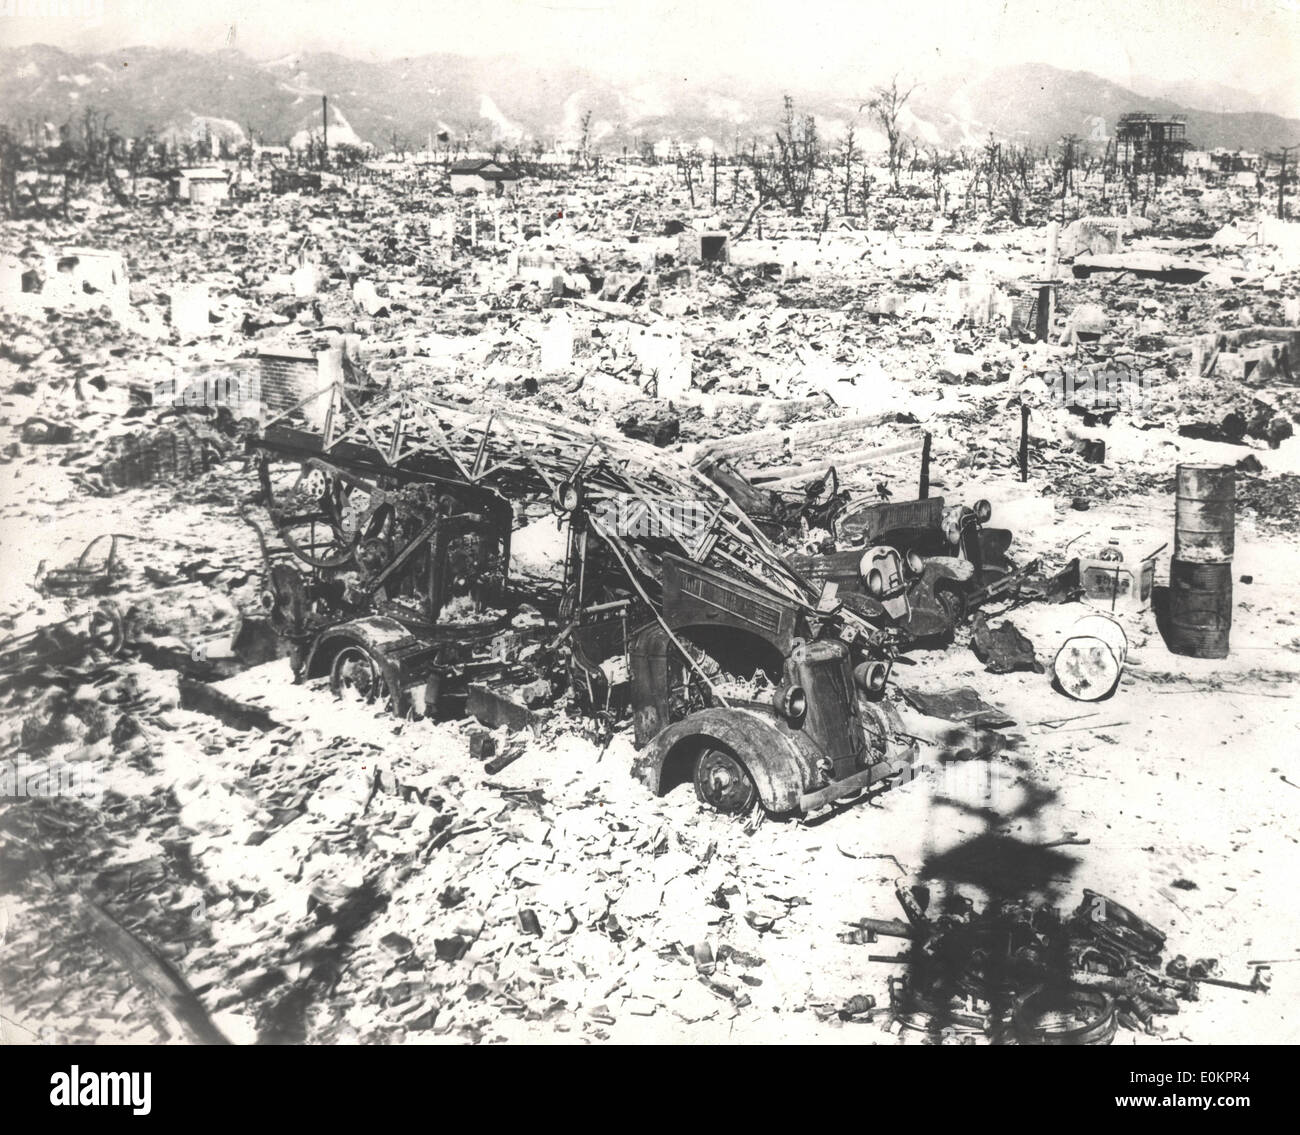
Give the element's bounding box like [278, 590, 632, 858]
[2, 45, 1298, 155]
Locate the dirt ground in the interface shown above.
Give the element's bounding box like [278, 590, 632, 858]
[3, 431, 1296, 1046]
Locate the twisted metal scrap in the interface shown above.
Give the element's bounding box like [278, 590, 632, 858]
[267, 384, 822, 611]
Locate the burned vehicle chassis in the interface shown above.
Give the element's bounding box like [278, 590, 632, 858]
[699, 453, 1022, 644]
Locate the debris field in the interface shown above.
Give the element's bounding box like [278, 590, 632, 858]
[2, 147, 1299, 1046]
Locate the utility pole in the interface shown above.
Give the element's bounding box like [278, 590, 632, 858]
[1273, 145, 1298, 220]
[322, 95, 329, 169]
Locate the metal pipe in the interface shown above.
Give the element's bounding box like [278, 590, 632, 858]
[853, 918, 915, 940]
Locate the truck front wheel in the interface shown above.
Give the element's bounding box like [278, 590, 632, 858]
[694, 746, 757, 814]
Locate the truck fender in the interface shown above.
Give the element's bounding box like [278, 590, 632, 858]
[632, 706, 822, 815]
[302, 616, 410, 706]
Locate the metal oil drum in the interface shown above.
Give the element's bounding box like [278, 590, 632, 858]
[1167, 558, 1232, 659]
[1174, 464, 1234, 563]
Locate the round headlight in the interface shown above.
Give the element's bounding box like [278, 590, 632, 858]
[866, 568, 885, 598]
[905, 550, 924, 577]
[553, 479, 582, 513]
[973, 499, 992, 523]
[854, 661, 888, 694]
[774, 684, 807, 720]
[260, 589, 277, 611]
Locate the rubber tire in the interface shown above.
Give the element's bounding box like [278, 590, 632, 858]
[329, 644, 388, 707]
[693, 746, 758, 815]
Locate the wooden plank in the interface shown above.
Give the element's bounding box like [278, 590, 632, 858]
[755, 437, 926, 490]
[72, 892, 231, 1045]
[749, 435, 924, 484]
[693, 412, 886, 465]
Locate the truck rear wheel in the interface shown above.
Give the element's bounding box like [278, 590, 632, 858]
[330, 644, 387, 706]
[694, 746, 757, 814]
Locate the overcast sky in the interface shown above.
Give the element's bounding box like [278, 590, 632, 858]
[4, 0, 1299, 104]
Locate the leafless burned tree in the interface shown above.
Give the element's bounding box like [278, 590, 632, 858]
[772, 94, 819, 216]
[841, 124, 857, 215]
[866, 74, 917, 190]
[579, 109, 594, 171]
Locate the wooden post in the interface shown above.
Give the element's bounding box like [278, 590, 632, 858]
[919, 431, 932, 499]
[1278, 145, 1298, 220]
[1019, 404, 1030, 482]
[1281, 149, 1288, 220]
[1035, 283, 1054, 342]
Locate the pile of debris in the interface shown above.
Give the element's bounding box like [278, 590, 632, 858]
[846, 887, 1270, 1044]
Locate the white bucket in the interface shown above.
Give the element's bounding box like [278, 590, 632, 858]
[1053, 613, 1128, 701]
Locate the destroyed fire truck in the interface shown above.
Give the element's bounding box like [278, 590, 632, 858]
[248, 379, 931, 816]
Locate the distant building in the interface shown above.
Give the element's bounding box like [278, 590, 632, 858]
[254, 145, 292, 165]
[1209, 149, 1261, 173]
[1116, 114, 1191, 177]
[270, 169, 323, 194]
[362, 160, 415, 182]
[172, 167, 230, 205]
[449, 159, 521, 197]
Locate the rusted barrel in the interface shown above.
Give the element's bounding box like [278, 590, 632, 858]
[1167, 559, 1232, 659]
[1174, 464, 1234, 562]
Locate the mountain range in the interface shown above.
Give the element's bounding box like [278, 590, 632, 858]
[3, 44, 1299, 157]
